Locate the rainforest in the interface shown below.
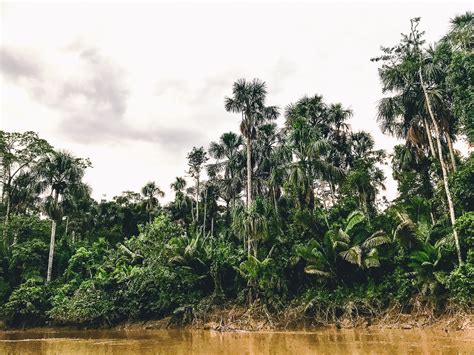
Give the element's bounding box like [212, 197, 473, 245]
[0, 14, 472, 332]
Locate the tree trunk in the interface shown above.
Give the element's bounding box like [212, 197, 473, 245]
[446, 133, 457, 172]
[3, 192, 10, 248]
[64, 216, 69, 239]
[423, 117, 437, 160]
[46, 219, 57, 283]
[419, 70, 462, 265]
[210, 217, 214, 237]
[196, 176, 200, 223]
[3, 174, 12, 249]
[246, 137, 252, 209]
[212, 267, 223, 299]
[203, 187, 207, 237]
[246, 136, 253, 257]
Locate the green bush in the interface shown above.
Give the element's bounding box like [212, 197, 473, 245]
[0, 276, 10, 304]
[48, 279, 115, 325]
[0, 215, 50, 245]
[115, 264, 203, 319]
[9, 239, 49, 283]
[451, 155, 474, 212]
[445, 251, 474, 309]
[455, 212, 474, 254]
[2, 279, 52, 326]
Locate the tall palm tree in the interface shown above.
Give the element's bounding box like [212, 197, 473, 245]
[208, 131, 243, 209]
[413, 19, 462, 264]
[170, 177, 187, 206]
[225, 79, 279, 209]
[284, 94, 327, 129]
[141, 181, 165, 223]
[9, 171, 41, 216]
[446, 11, 473, 51]
[284, 111, 343, 210]
[35, 150, 89, 282]
[373, 18, 462, 264]
[187, 147, 208, 224]
[326, 103, 352, 136]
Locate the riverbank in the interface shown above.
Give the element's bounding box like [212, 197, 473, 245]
[112, 303, 474, 333]
[2, 300, 472, 332]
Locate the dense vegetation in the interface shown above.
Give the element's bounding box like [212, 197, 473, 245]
[0, 14, 472, 328]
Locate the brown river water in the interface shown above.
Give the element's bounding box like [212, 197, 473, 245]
[0, 328, 473, 354]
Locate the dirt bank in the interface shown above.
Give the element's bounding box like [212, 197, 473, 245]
[113, 304, 474, 333]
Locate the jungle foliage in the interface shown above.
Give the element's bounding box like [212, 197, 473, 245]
[0, 14, 472, 327]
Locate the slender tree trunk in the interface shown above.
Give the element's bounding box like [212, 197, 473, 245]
[210, 217, 214, 237]
[212, 267, 223, 299]
[3, 175, 12, 248]
[64, 216, 69, 239]
[419, 70, 462, 265]
[246, 137, 252, 209]
[272, 187, 278, 214]
[46, 191, 60, 283]
[203, 187, 207, 237]
[246, 136, 253, 257]
[46, 219, 57, 283]
[5, 193, 10, 225]
[225, 200, 230, 227]
[148, 203, 152, 224]
[446, 133, 457, 172]
[423, 117, 437, 160]
[3, 192, 10, 248]
[196, 176, 200, 223]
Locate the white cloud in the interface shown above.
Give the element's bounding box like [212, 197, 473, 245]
[1, 1, 470, 202]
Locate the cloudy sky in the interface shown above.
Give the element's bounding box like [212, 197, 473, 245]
[1, 0, 470, 202]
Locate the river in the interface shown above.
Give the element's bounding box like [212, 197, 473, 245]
[0, 328, 473, 354]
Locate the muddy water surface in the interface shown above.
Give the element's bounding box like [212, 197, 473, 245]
[0, 328, 473, 354]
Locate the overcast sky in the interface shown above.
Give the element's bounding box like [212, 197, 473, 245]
[0, 1, 470, 202]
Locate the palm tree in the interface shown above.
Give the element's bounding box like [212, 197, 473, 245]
[208, 132, 243, 210]
[284, 112, 343, 210]
[170, 176, 187, 209]
[252, 123, 280, 199]
[294, 238, 336, 278]
[9, 171, 41, 216]
[332, 211, 391, 269]
[408, 242, 444, 297]
[373, 18, 462, 264]
[225, 79, 279, 209]
[236, 254, 274, 304]
[284, 94, 327, 129]
[327, 103, 352, 136]
[187, 147, 208, 224]
[141, 181, 165, 223]
[35, 150, 89, 282]
[413, 19, 462, 264]
[446, 11, 473, 51]
[393, 211, 427, 250]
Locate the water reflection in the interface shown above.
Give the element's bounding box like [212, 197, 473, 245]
[0, 328, 473, 354]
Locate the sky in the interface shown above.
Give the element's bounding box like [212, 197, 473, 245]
[0, 0, 470, 202]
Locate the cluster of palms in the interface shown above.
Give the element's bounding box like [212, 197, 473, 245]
[0, 138, 167, 282]
[163, 79, 387, 265]
[0, 13, 471, 314]
[373, 14, 473, 264]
